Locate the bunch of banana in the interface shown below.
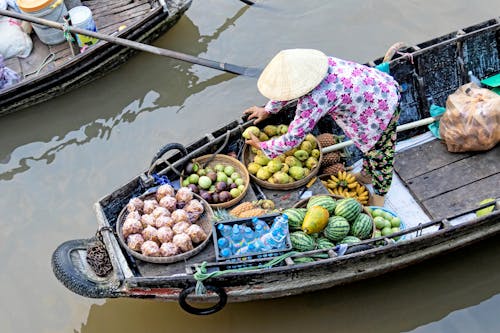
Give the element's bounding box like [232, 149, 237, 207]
[321, 171, 370, 205]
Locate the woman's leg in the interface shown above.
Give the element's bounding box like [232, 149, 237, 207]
[362, 110, 400, 204]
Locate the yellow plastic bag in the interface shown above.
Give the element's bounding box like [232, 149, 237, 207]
[439, 83, 500, 152]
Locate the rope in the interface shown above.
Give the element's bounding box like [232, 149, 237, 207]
[62, 20, 74, 43]
[86, 227, 113, 277]
[24, 53, 55, 77]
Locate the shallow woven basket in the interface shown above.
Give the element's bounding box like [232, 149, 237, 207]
[116, 191, 214, 264]
[181, 154, 250, 209]
[292, 194, 376, 238]
[241, 136, 322, 190]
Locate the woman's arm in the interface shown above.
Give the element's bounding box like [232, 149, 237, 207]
[260, 96, 328, 158]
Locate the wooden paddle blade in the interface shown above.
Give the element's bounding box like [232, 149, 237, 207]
[223, 63, 263, 77]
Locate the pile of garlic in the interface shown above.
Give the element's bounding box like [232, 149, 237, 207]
[122, 185, 208, 257]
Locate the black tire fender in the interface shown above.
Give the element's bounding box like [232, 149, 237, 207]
[52, 239, 119, 299]
[178, 285, 227, 315]
[150, 143, 188, 168]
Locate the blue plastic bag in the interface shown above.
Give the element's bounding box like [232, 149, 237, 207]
[0, 54, 20, 90]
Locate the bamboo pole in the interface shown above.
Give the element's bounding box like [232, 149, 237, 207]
[0, 9, 262, 78]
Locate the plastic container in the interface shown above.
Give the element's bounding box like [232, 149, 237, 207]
[68, 5, 97, 47]
[212, 213, 292, 263]
[17, 0, 68, 45]
[368, 206, 407, 241]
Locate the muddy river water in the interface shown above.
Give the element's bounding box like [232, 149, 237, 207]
[1, 1, 500, 332]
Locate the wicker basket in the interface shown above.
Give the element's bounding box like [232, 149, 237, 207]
[116, 191, 214, 264]
[292, 194, 376, 238]
[241, 136, 322, 190]
[181, 154, 250, 209]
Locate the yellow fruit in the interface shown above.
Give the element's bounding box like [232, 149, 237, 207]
[301, 206, 329, 234]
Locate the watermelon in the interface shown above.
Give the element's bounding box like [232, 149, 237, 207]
[339, 235, 361, 244]
[334, 198, 362, 222]
[323, 216, 350, 242]
[351, 213, 373, 240]
[283, 208, 307, 230]
[306, 195, 337, 214]
[316, 237, 335, 249]
[290, 231, 316, 251]
[294, 257, 315, 264]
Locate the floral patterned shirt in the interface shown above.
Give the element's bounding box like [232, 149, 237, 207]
[259, 56, 400, 158]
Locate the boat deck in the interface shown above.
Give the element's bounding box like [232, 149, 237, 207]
[394, 139, 500, 220]
[4, 0, 157, 81]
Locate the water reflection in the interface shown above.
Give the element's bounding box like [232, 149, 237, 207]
[80, 235, 500, 333]
[0, 5, 252, 181]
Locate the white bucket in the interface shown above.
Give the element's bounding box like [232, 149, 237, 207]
[16, 0, 68, 45]
[68, 5, 97, 48]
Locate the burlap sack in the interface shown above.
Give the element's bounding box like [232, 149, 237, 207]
[439, 83, 500, 152]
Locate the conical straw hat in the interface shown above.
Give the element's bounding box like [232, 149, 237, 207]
[257, 49, 328, 101]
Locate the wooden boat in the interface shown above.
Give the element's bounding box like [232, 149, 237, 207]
[51, 18, 500, 315]
[0, 0, 192, 116]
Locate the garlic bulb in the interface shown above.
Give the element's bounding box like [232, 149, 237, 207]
[140, 214, 156, 228]
[172, 221, 191, 235]
[141, 240, 160, 257]
[156, 184, 175, 201]
[126, 197, 144, 213]
[125, 211, 141, 221]
[175, 187, 193, 207]
[159, 196, 177, 212]
[143, 199, 158, 214]
[152, 206, 170, 219]
[183, 199, 204, 222]
[122, 218, 143, 238]
[186, 224, 208, 244]
[157, 226, 174, 243]
[160, 242, 180, 257]
[172, 233, 193, 252]
[155, 215, 174, 229]
[142, 225, 159, 244]
[126, 233, 144, 252]
[171, 209, 189, 224]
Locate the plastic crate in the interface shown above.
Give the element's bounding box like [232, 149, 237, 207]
[212, 213, 292, 263]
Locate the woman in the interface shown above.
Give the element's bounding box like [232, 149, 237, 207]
[244, 49, 400, 206]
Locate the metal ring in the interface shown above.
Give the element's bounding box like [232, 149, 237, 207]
[178, 285, 227, 315]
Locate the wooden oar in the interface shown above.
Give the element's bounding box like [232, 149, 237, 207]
[239, 0, 255, 5]
[321, 116, 442, 153]
[0, 9, 262, 78]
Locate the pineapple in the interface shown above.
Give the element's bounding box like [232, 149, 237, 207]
[321, 162, 345, 175]
[316, 133, 337, 148]
[321, 152, 342, 167]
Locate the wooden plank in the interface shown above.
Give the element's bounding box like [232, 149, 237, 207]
[92, 0, 150, 16]
[94, 7, 151, 31]
[421, 173, 500, 220]
[405, 145, 500, 201]
[394, 139, 471, 181]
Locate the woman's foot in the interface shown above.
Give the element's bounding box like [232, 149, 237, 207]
[353, 172, 372, 184]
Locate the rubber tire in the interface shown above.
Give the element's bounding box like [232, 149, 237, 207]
[52, 239, 118, 299]
[150, 143, 188, 168]
[345, 244, 375, 255]
[178, 285, 227, 315]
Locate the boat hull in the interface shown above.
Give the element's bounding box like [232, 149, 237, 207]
[0, 1, 192, 116]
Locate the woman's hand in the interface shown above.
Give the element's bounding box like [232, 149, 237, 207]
[244, 106, 270, 124]
[245, 132, 262, 150]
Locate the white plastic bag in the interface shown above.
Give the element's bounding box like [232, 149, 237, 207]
[0, 17, 33, 59]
